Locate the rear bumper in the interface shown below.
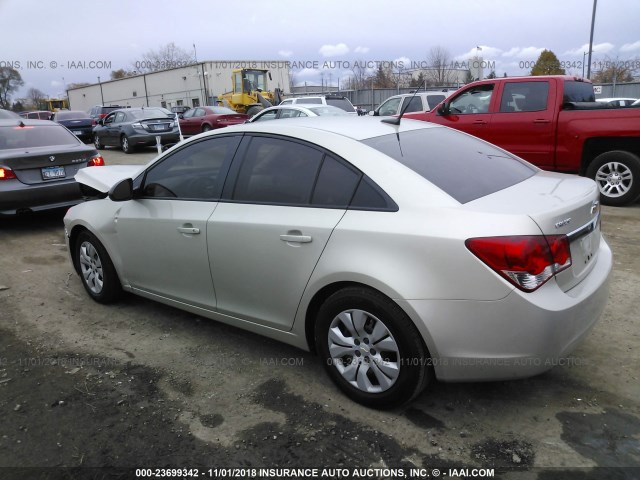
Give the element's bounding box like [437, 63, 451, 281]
[400, 237, 613, 382]
[0, 178, 82, 215]
[129, 130, 180, 146]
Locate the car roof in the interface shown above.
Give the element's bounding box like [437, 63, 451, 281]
[227, 115, 438, 140]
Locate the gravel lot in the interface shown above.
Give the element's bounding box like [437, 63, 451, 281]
[1, 145, 639, 479]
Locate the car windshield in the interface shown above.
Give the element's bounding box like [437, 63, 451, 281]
[0, 124, 80, 149]
[361, 127, 536, 203]
[56, 111, 90, 120]
[129, 109, 172, 120]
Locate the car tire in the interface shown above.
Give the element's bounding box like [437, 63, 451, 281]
[246, 106, 263, 117]
[94, 134, 104, 150]
[315, 286, 431, 409]
[202, 124, 211, 132]
[75, 230, 122, 304]
[121, 135, 133, 154]
[586, 150, 640, 206]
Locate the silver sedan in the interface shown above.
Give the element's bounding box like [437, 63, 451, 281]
[63, 117, 612, 408]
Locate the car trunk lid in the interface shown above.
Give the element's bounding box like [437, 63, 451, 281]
[466, 171, 602, 292]
[75, 164, 145, 193]
[2, 144, 98, 185]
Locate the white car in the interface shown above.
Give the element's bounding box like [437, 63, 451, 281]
[371, 91, 456, 116]
[64, 117, 612, 408]
[248, 104, 349, 122]
[279, 95, 357, 114]
[595, 97, 638, 107]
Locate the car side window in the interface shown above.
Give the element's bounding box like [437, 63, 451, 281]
[280, 99, 293, 105]
[253, 110, 278, 122]
[311, 155, 361, 207]
[279, 109, 302, 119]
[104, 114, 115, 125]
[231, 136, 323, 205]
[449, 84, 494, 114]
[426, 95, 445, 110]
[182, 109, 194, 118]
[194, 108, 205, 117]
[402, 96, 423, 114]
[141, 136, 241, 200]
[114, 112, 126, 123]
[499, 81, 550, 112]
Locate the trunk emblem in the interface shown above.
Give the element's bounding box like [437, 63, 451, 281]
[590, 200, 599, 215]
[49, 156, 55, 162]
[555, 218, 572, 229]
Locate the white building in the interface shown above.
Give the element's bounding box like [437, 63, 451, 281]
[68, 60, 291, 111]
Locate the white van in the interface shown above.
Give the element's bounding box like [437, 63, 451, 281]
[371, 91, 456, 116]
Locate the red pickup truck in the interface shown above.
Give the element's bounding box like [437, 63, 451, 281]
[404, 75, 640, 206]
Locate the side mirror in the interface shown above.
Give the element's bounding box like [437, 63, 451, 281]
[437, 103, 450, 115]
[98, 119, 104, 126]
[108, 178, 133, 202]
[178, 114, 184, 119]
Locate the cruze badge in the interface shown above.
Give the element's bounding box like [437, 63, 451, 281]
[555, 218, 571, 229]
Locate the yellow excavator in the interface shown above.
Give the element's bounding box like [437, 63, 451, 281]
[217, 68, 283, 117]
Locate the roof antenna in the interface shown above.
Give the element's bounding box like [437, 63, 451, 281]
[381, 84, 425, 126]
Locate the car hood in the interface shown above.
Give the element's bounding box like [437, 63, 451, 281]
[75, 164, 144, 193]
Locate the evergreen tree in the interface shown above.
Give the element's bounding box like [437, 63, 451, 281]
[531, 50, 565, 75]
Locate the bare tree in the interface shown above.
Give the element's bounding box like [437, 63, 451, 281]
[592, 55, 638, 83]
[134, 42, 195, 73]
[348, 60, 370, 89]
[27, 87, 47, 110]
[424, 46, 457, 86]
[110, 69, 135, 80]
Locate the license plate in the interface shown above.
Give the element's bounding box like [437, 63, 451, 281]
[580, 230, 595, 260]
[153, 124, 166, 131]
[42, 166, 65, 180]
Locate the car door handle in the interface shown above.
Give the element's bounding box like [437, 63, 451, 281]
[472, 120, 488, 125]
[177, 227, 200, 234]
[533, 119, 551, 124]
[280, 234, 312, 243]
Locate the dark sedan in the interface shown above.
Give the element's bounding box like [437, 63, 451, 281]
[93, 107, 180, 153]
[178, 106, 248, 135]
[0, 118, 104, 215]
[51, 110, 95, 142]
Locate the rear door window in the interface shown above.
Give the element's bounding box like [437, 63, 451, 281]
[500, 81, 549, 112]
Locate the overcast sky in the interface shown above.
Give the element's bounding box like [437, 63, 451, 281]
[2, 0, 639, 99]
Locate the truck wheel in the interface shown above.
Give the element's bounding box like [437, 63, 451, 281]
[586, 151, 640, 206]
[246, 106, 263, 118]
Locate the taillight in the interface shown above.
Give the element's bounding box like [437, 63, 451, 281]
[0, 167, 17, 180]
[88, 155, 105, 166]
[465, 235, 572, 292]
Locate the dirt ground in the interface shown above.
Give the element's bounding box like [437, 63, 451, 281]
[1, 146, 639, 479]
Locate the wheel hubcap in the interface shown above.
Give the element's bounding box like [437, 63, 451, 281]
[327, 309, 400, 393]
[595, 162, 633, 198]
[79, 241, 103, 294]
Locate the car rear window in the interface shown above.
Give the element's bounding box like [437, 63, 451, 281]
[297, 98, 323, 104]
[56, 111, 90, 120]
[563, 81, 595, 103]
[326, 98, 356, 112]
[0, 124, 81, 149]
[130, 109, 172, 119]
[361, 128, 536, 203]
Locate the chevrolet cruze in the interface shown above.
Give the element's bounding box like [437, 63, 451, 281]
[64, 117, 612, 408]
